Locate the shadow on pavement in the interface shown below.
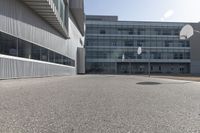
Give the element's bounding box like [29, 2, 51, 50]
[136, 81, 191, 85]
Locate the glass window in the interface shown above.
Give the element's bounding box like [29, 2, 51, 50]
[137, 28, 145, 35]
[0, 31, 75, 66]
[174, 29, 179, 35]
[154, 29, 161, 35]
[60, 0, 65, 22]
[100, 30, 106, 34]
[173, 53, 178, 59]
[137, 40, 145, 47]
[165, 40, 173, 47]
[129, 31, 134, 35]
[159, 66, 162, 71]
[0, 32, 17, 56]
[41, 48, 48, 61]
[55, 53, 63, 64]
[18, 39, 32, 59]
[31, 45, 41, 60]
[186, 41, 190, 47]
[163, 29, 171, 35]
[63, 57, 68, 65]
[49, 50, 55, 63]
[151, 66, 153, 71]
[125, 40, 133, 46]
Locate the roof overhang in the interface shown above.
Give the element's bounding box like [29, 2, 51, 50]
[21, 0, 69, 38]
[69, 0, 85, 36]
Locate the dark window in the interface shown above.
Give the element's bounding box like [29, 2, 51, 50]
[180, 67, 184, 73]
[185, 52, 190, 59]
[137, 40, 145, 46]
[179, 41, 185, 47]
[165, 41, 173, 47]
[174, 29, 179, 35]
[125, 52, 135, 59]
[0, 31, 75, 67]
[163, 29, 171, 35]
[165, 43, 169, 47]
[49, 50, 55, 63]
[125, 40, 133, 46]
[152, 52, 161, 59]
[137, 55, 142, 59]
[70, 59, 75, 66]
[100, 30, 106, 34]
[0, 32, 17, 56]
[151, 66, 153, 71]
[154, 29, 161, 35]
[129, 31, 134, 35]
[159, 66, 162, 71]
[179, 53, 183, 59]
[174, 53, 178, 59]
[186, 41, 190, 47]
[63, 57, 68, 65]
[118, 28, 133, 34]
[137, 28, 145, 35]
[31, 45, 41, 60]
[18, 39, 32, 59]
[41, 48, 48, 61]
[55, 54, 64, 65]
[180, 41, 190, 47]
[111, 40, 117, 46]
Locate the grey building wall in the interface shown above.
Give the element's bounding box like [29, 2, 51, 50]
[77, 48, 85, 74]
[0, 0, 84, 79]
[0, 0, 84, 60]
[190, 23, 200, 74]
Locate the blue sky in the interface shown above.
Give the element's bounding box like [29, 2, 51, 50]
[84, 0, 200, 22]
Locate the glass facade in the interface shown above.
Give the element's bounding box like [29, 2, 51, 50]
[0, 31, 75, 67]
[52, 0, 68, 27]
[85, 19, 191, 74]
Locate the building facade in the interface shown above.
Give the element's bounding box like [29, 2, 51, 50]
[85, 15, 200, 75]
[0, 0, 85, 79]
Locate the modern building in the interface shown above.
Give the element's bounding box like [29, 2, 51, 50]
[0, 0, 85, 79]
[85, 15, 200, 75]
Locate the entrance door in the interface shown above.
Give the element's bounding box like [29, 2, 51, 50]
[136, 65, 145, 74]
[117, 62, 131, 74]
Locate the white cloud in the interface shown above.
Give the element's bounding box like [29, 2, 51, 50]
[161, 9, 174, 21]
[160, 18, 164, 21]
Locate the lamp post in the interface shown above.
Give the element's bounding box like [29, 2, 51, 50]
[148, 49, 151, 77]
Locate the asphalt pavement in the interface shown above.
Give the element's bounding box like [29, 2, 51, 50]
[0, 75, 200, 133]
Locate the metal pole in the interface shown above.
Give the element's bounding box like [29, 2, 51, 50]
[148, 50, 151, 77]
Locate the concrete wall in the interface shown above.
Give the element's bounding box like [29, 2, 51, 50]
[77, 47, 85, 74]
[0, 54, 75, 79]
[0, 0, 84, 79]
[190, 23, 200, 75]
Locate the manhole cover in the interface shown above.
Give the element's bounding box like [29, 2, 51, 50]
[136, 82, 161, 85]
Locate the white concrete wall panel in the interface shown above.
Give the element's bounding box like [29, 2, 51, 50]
[0, 55, 75, 79]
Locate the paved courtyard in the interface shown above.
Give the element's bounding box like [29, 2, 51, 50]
[0, 75, 200, 133]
